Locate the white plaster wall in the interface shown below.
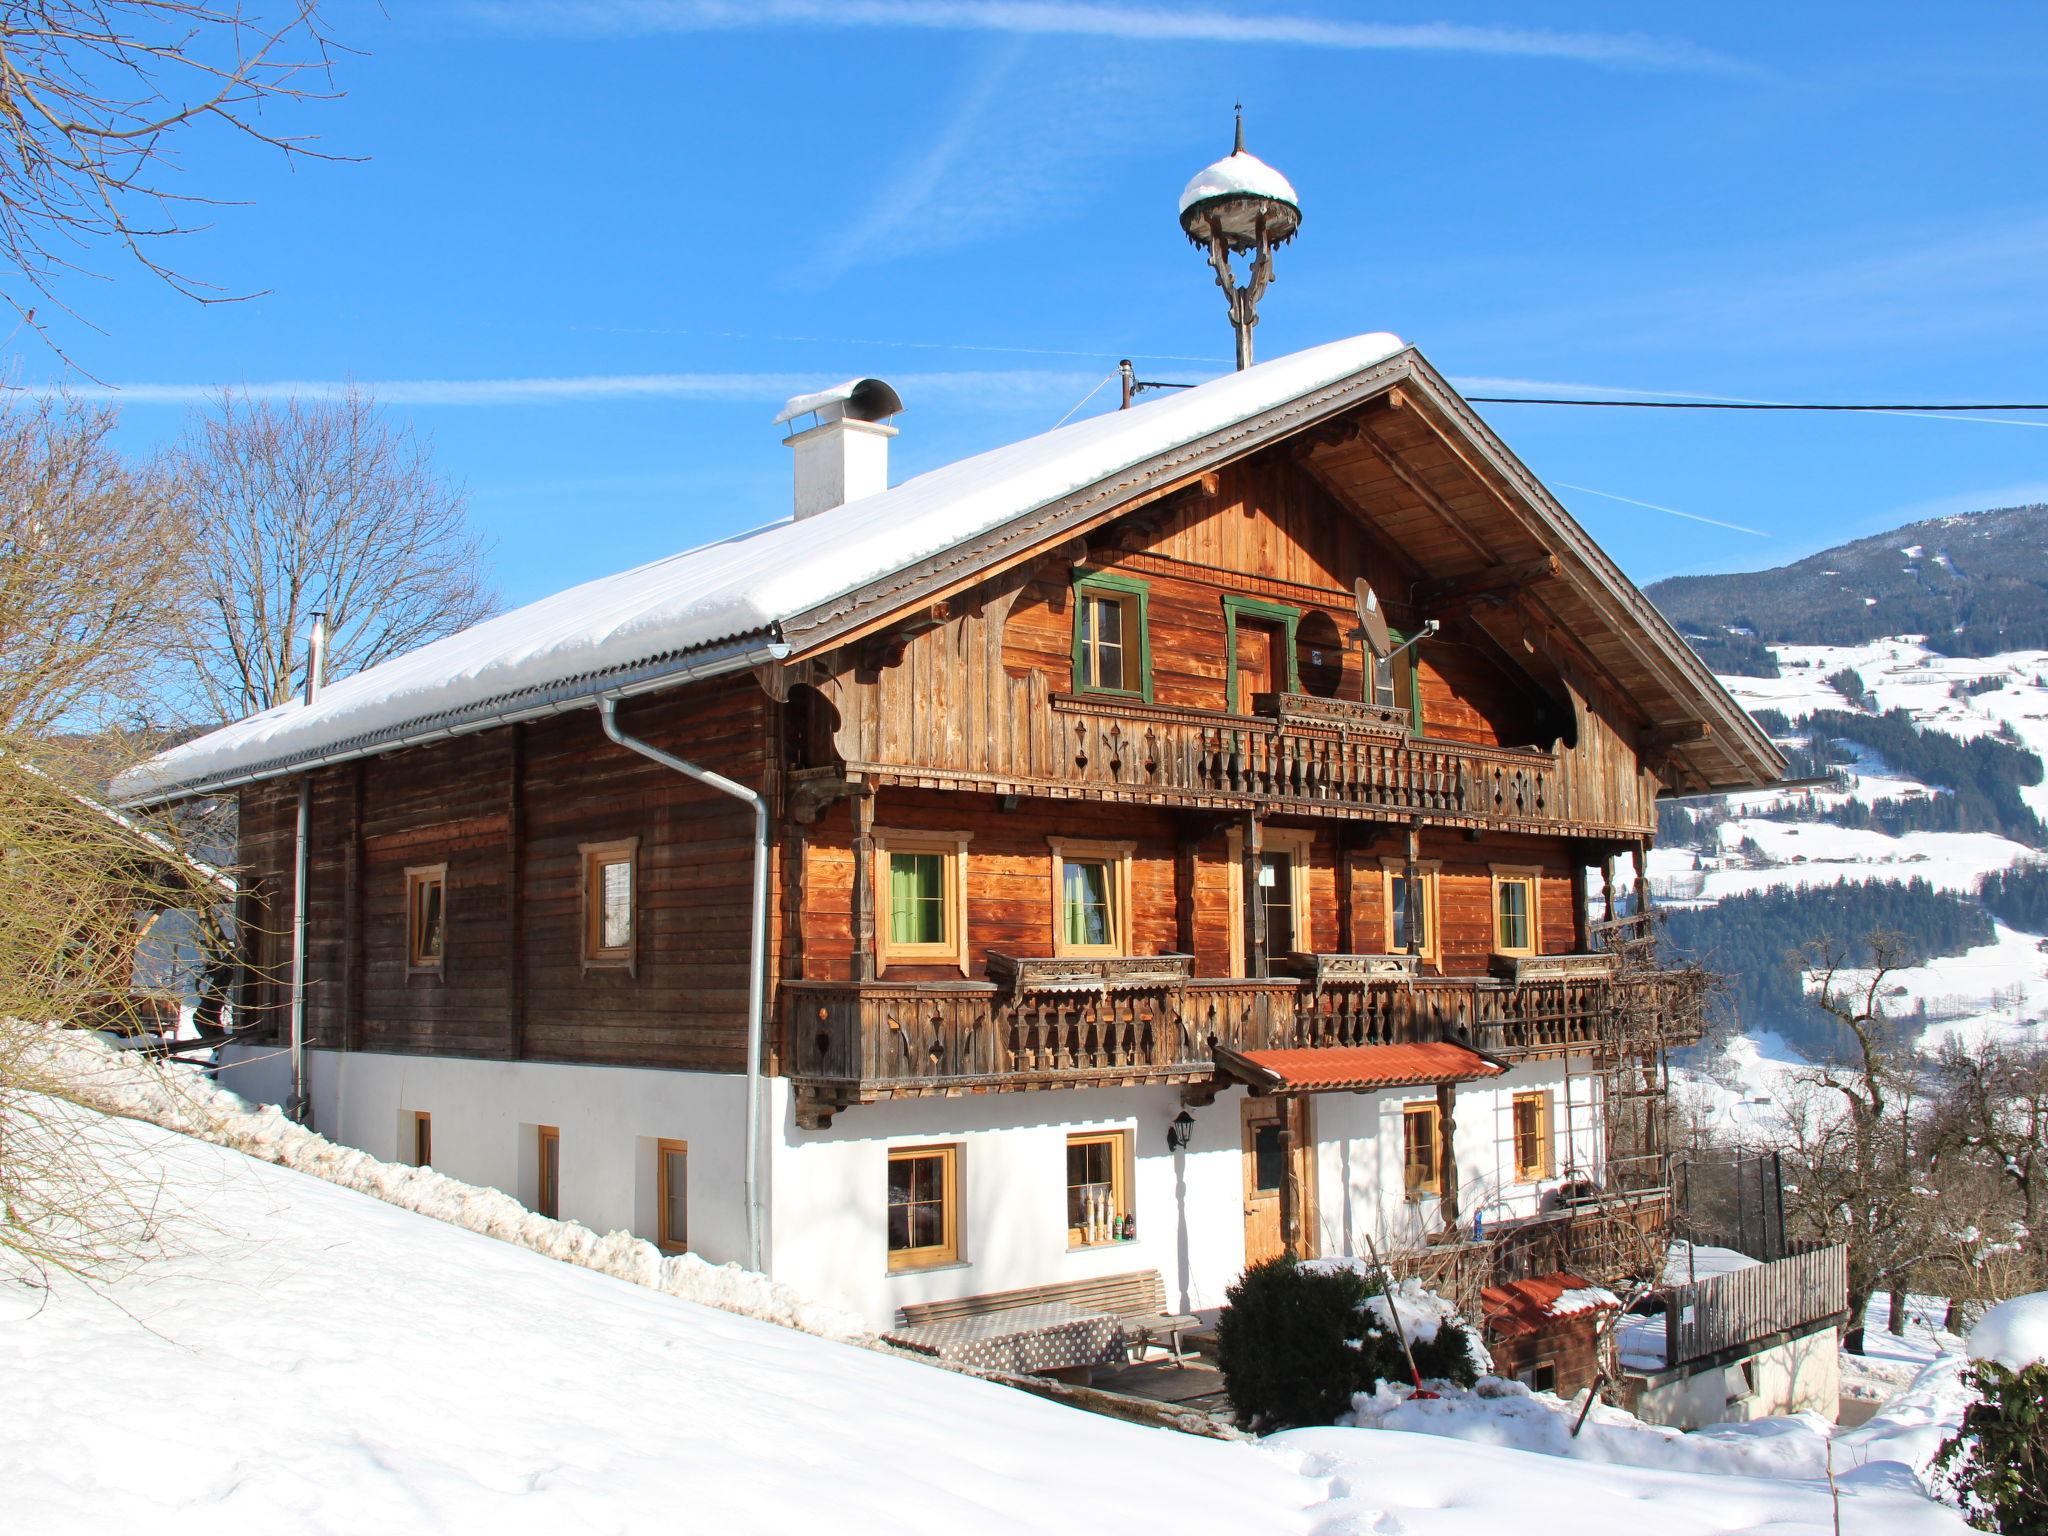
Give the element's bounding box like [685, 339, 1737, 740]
[216, 1046, 755, 1268]
[1309, 1057, 1605, 1257]
[771, 1084, 1253, 1328]
[1631, 1328, 1842, 1429]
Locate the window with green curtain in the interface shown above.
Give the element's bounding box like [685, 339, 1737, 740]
[1496, 878, 1532, 952]
[1062, 859, 1114, 948]
[888, 851, 947, 945]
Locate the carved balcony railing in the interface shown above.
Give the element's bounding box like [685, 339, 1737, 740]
[784, 965, 1700, 1123]
[1024, 695, 1559, 825]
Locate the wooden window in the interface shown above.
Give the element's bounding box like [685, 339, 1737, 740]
[1222, 595, 1302, 713]
[886, 1144, 960, 1271]
[1370, 633, 1422, 734]
[580, 838, 638, 970]
[1226, 827, 1314, 974]
[1070, 569, 1152, 703]
[874, 829, 972, 975]
[405, 864, 447, 976]
[537, 1125, 560, 1220]
[1513, 1091, 1553, 1181]
[1379, 859, 1441, 965]
[411, 1111, 432, 1168]
[656, 1139, 688, 1253]
[1048, 838, 1134, 957]
[1491, 865, 1542, 957]
[1402, 1101, 1441, 1198]
[1066, 1131, 1131, 1248]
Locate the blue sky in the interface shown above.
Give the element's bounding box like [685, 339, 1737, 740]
[26, 2, 2048, 606]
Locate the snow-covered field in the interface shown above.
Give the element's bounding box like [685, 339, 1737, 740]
[1, 1034, 1987, 1535]
[1657, 635, 2048, 1070]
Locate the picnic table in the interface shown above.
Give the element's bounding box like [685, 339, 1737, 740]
[883, 1300, 1130, 1375]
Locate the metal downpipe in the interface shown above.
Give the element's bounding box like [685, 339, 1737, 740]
[598, 696, 769, 1275]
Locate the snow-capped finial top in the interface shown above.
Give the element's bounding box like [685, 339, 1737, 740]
[1177, 111, 1301, 252]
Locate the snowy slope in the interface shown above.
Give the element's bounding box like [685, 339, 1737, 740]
[1658, 635, 2048, 1062]
[3, 1042, 1973, 1536]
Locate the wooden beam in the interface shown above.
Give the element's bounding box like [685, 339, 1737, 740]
[1242, 810, 1267, 979]
[1436, 1080, 1460, 1230]
[850, 788, 877, 983]
[1173, 835, 1198, 960]
[1346, 420, 1495, 563]
[1416, 555, 1562, 613]
[1285, 449, 1430, 591]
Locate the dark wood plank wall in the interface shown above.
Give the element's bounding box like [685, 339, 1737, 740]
[801, 791, 1590, 984]
[813, 442, 1659, 831]
[240, 677, 773, 1071]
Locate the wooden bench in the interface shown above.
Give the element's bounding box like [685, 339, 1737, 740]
[896, 1270, 1205, 1364]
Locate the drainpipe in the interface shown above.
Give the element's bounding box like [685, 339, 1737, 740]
[599, 695, 769, 1275]
[287, 613, 326, 1125]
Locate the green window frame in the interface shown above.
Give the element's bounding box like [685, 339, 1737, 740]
[1222, 595, 1302, 712]
[1070, 568, 1153, 703]
[1370, 629, 1424, 736]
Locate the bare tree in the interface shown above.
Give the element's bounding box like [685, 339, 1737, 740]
[0, 3, 345, 343]
[0, 393, 183, 738]
[167, 389, 495, 722]
[1771, 932, 1934, 1353]
[1930, 1038, 2048, 1307]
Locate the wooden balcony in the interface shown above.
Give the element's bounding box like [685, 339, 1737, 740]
[847, 692, 1570, 831]
[783, 965, 1697, 1124]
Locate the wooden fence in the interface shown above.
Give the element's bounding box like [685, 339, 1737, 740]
[1665, 1243, 1847, 1367]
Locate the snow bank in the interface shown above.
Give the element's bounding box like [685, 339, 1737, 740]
[1967, 1290, 2048, 1372]
[1344, 1350, 1975, 1488]
[29, 1024, 866, 1341]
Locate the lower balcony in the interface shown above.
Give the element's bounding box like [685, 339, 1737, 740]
[783, 963, 1704, 1125]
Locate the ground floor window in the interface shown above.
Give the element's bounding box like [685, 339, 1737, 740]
[1512, 1090, 1553, 1181]
[656, 1139, 687, 1253]
[537, 1125, 560, 1220]
[411, 1110, 432, 1168]
[1402, 1101, 1441, 1198]
[1066, 1131, 1131, 1247]
[887, 1144, 960, 1271]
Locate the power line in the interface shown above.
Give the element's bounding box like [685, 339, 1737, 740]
[1467, 397, 2048, 411]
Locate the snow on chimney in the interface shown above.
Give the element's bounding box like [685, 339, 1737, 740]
[773, 378, 903, 520]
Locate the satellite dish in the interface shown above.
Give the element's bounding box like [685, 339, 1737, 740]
[1353, 578, 1393, 659]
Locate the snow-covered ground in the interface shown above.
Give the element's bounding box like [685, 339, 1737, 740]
[1655, 635, 2048, 1068]
[2, 1033, 1982, 1535]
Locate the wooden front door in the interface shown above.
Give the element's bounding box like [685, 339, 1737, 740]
[1241, 1096, 1314, 1266]
[1234, 620, 1282, 712]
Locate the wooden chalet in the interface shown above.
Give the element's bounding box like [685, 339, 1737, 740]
[118, 334, 1782, 1335]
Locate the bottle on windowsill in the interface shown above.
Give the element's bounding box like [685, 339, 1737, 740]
[1121, 1213, 1135, 1241]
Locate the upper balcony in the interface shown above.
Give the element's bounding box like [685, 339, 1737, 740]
[841, 690, 1577, 832]
[783, 957, 1706, 1126]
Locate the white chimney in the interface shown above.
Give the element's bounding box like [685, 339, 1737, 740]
[773, 377, 903, 519]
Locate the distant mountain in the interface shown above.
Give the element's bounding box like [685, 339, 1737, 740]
[1645, 504, 2048, 675]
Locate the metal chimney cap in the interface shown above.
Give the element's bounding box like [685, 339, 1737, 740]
[773, 377, 904, 428]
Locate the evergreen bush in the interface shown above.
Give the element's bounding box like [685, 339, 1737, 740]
[1214, 1257, 1479, 1432]
[1935, 1360, 2048, 1535]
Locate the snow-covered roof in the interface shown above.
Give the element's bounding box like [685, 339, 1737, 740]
[115, 333, 1406, 803]
[1178, 150, 1300, 219]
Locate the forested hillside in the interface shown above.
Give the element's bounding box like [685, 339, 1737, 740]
[1646, 504, 2048, 673]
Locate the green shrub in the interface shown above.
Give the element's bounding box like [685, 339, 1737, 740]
[1937, 1360, 2048, 1535]
[1214, 1257, 1479, 1432]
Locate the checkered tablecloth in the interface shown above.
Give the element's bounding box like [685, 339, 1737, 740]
[884, 1301, 1130, 1374]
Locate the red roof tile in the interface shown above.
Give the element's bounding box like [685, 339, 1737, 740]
[1217, 1041, 1504, 1094]
[1482, 1271, 1621, 1339]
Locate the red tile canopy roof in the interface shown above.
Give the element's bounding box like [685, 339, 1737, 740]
[1482, 1271, 1622, 1340]
[1214, 1041, 1504, 1095]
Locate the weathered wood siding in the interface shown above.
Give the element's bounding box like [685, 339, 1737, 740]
[805, 443, 1658, 836]
[239, 678, 774, 1070]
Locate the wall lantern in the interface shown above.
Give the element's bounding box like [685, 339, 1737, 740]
[1166, 1109, 1196, 1153]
